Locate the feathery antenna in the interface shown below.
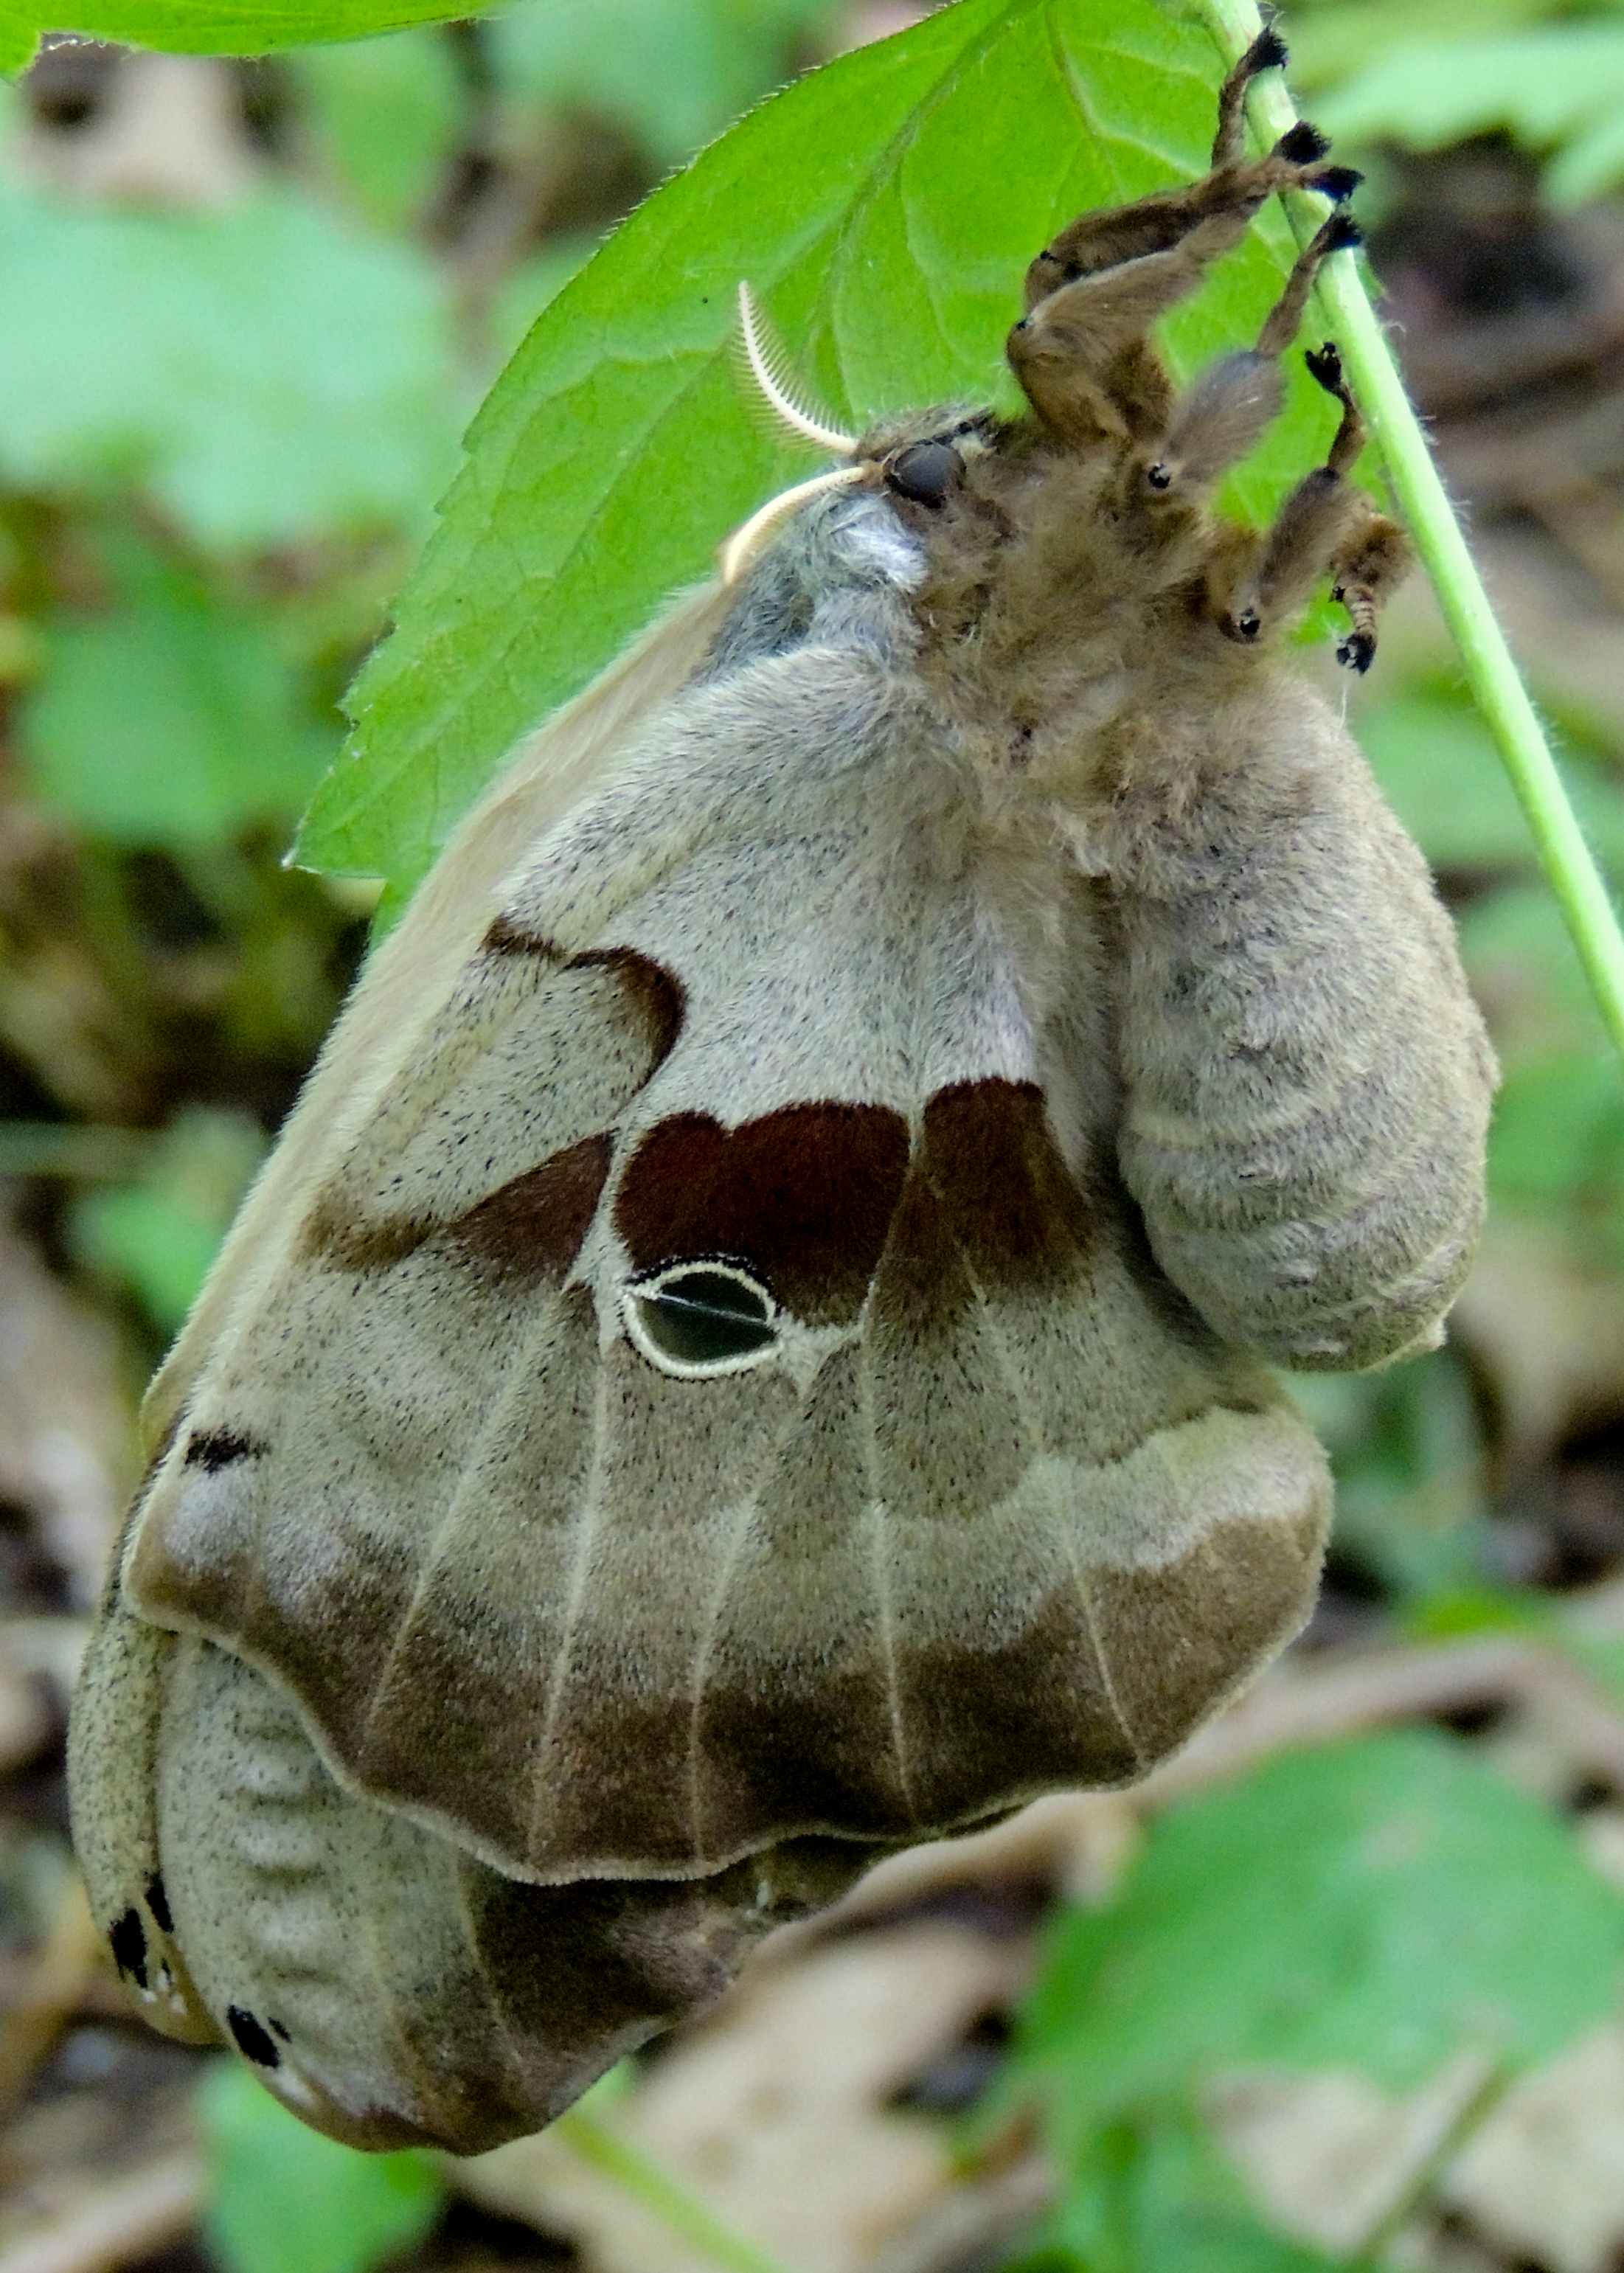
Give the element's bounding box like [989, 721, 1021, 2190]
[736, 282, 857, 457]
[720, 465, 867, 586]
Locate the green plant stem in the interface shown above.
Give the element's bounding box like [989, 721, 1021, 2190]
[553, 2108, 798, 2273]
[1356, 2056, 1511, 2259]
[1204, 0, 1624, 1071]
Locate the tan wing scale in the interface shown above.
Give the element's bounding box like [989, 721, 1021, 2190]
[141, 582, 731, 1453]
[125, 825, 1330, 1882]
[80, 1597, 866, 2153]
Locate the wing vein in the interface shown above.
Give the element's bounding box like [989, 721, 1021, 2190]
[684, 1376, 819, 1860]
[856, 1311, 914, 1822]
[528, 1344, 614, 1859]
[955, 1251, 1146, 1773]
[353, 1303, 558, 1768]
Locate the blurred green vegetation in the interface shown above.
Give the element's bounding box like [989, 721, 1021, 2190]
[1003, 1732, 1624, 2271]
[4, 0, 1624, 2268]
[198, 2066, 445, 2273]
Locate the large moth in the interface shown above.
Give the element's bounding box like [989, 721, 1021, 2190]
[70, 30, 1496, 2154]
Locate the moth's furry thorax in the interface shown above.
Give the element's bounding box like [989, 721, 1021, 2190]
[889, 423, 1271, 805]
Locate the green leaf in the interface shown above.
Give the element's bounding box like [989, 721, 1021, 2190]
[1488, 1048, 1624, 1246]
[288, 27, 468, 229]
[1315, 26, 1624, 168]
[1014, 1731, 1624, 2159]
[0, 184, 457, 548]
[490, 0, 837, 167]
[1016, 2106, 1364, 2273]
[1289, 1350, 1492, 1599]
[1454, 878, 1624, 1249]
[1356, 690, 1624, 881]
[1399, 1586, 1550, 1642]
[21, 539, 338, 846]
[305, 0, 1341, 892]
[1567, 1634, 1624, 1715]
[7, 0, 476, 61]
[1548, 104, 1624, 209]
[487, 234, 600, 367]
[69, 1109, 266, 1330]
[199, 2061, 443, 2273]
[1279, 0, 1554, 94]
[0, 8, 38, 74]
[1458, 882, 1610, 1062]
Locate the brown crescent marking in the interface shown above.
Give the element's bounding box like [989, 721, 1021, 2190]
[305, 949, 683, 1276]
[302, 1204, 437, 1275]
[615, 1103, 910, 1327]
[692, 1587, 1143, 1853]
[482, 916, 563, 959]
[917, 1079, 1103, 1290]
[868, 1161, 974, 1337]
[898, 1591, 1145, 1804]
[183, 1428, 271, 1473]
[448, 1133, 613, 1283]
[1087, 1513, 1325, 1765]
[566, 948, 687, 1066]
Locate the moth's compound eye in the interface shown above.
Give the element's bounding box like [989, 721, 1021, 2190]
[1145, 463, 1173, 492]
[886, 441, 965, 509]
[624, 1262, 780, 1376]
[1235, 608, 1261, 640]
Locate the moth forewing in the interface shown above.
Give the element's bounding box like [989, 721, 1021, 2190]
[141, 580, 732, 1455]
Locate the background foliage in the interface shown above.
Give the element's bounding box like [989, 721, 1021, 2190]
[4, 1, 1624, 2270]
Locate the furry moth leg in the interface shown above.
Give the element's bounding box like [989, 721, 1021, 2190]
[1208, 338, 1412, 663]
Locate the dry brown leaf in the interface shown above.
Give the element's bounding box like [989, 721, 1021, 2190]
[1441, 2024, 1624, 2273]
[0, 2148, 201, 2273]
[0, 1222, 132, 1608]
[1207, 2051, 1493, 2259]
[1451, 1224, 1624, 1471]
[460, 1922, 1027, 2273]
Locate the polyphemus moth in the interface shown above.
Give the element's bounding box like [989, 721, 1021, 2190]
[70, 28, 1496, 2154]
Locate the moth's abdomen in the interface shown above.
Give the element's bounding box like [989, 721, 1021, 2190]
[1111, 679, 1496, 1373]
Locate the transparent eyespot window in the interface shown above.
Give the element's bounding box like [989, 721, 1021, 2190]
[624, 1262, 780, 1377]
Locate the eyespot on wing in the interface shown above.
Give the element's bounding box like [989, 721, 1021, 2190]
[624, 1260, 780, 1375]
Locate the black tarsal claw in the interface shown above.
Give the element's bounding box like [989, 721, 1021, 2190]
[1312, 164, 1364, 204]
[1247, 24, 1288, 73]
[1305, 341, 1344, 392]
[1322, 210, 1364, 254]
[1277, 120, 1331, 164]
[1337, 629, 1375, 673]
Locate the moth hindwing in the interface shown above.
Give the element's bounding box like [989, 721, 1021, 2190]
[71, 28, 1496, 2153]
